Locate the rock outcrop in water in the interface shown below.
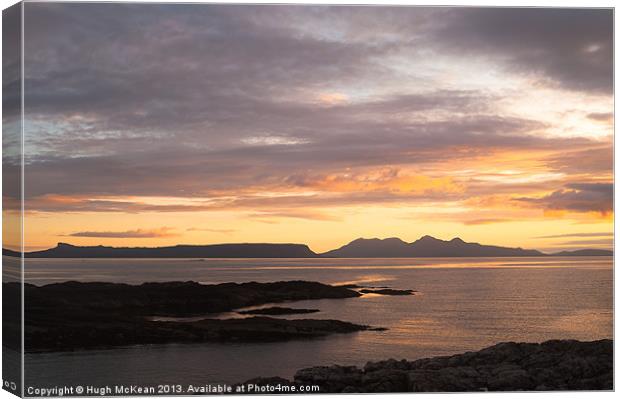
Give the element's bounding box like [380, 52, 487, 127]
[2, 281, 381, 352]
[27, 316, 376, 352]
[240, 339, 613, 392]
[20, 280, 361, 316]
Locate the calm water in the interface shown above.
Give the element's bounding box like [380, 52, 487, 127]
[19, 257, 613, 387]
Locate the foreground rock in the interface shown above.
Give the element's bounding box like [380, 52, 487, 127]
[240, 339, 612, 392]
[3, 281, 370, 352]
[27, 317, 375, 352]
[20, 280, 361, 317]
[238, 307, 320, 315]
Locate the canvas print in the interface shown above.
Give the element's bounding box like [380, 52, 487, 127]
[2, 2, 614, 396]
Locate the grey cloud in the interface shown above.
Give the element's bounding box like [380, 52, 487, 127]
[434, 8, 613, 94]
[535, 232, 612, 239]
[22, 4, 609, 159]
[24, 187, 465, 214]
[587, 112, 613, 123]
[22, 4, 382, 142]
[557, 238, 613, 246]
[66, 228, 176, 238]
[515, 183, 613, 214]
[20, 4, 613, 149]
[19, 114, 570, 200]
[545, 146, 612, 175]
[14, 4, 612, 214]
[2, 3, 22, 124]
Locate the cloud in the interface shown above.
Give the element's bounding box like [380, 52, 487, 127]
[515, 183, 613, 215]
[65, 227, 177, 238]
[587, 112, 613, 123]
[249, 210, 340, 222]
[16, 110, 565, 201]
[21, 3, 382, 142]
[434, 8, 613, 93]
[2, 4, 21, 124]
[241, 135, 310, 146]
[317, 92, 349, 105]
[545, 145, 612, 175]
[285, 168, 463, 195]
[11, 3, 611, 227]
[557, 238, 613, 246]
[23, 195, 218, 213]
[535, 232, 613, 239]
[462, 218, 514, 225]
[186, 228, 236, 234]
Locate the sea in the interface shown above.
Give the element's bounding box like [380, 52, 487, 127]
[7, 256, 613, 388]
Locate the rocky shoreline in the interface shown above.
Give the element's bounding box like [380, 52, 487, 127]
[240, 339, 613, 392]
[7, 279, 612, 392]
[2, 280, 398, 352]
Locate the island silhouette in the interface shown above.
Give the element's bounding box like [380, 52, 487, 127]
[3, 235, 612, 258]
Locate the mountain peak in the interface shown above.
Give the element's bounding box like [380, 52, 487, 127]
[351, 237, 406, 243]
[416, 235, 441, 243]
[322, 236, 411, 257]
[383, 237, 407, 243]
[325, 235, 546, 258]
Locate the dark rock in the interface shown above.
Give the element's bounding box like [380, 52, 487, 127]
[26, 315, 375, 352]
[239, 339, 613, 392]
[362, 369, 408, 392]
[486, 364, 533, 390]
[364, 359, 409, 372]
[408, 367, 484, 392]
[175, 317, 373, 341]
[12, 280, 368, 352]
[294, 365, 363, 392]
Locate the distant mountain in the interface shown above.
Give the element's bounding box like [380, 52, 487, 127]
[320, 237, 413, 258]
[551, 249, 613, 257]
[12, 242, 318, 258]
[2, 248, 20, 257]
[2, 236, 612, 258]
[322, 235, 545, 258]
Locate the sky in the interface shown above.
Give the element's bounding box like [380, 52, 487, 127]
[2, 4, 613, 253]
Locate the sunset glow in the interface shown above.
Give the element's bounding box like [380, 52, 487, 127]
[4, 4, 612, 253]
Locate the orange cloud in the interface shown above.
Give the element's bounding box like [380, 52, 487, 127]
[288, 168, 463, 195]
[249, 209, 340, 222]
[317, 92, 348, 105]
[463, 218, 514, 225]
[65, 227, 177, 238]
